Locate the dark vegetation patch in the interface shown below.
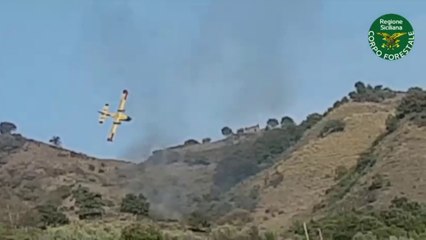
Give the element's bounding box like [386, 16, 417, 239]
[120, 193, 150, 218]
[348, 81, 396, 103]
[120, 223, 163, 240]
[186, 210, 211, 231]
[0, 134, 26, 158]
[212, 125, 304, 195]
[289, 197, 426, 240]
[321, 136, 383, 207]
[184, 156, 211, 166]
[212, 111, 327, 198]
[318, 119, 346, 138]
[334, 165, 348, 181]
[35, 204, 69, 229]
[387, 87, 426, 131]
[71, 186, 105, 220]
[316, 84, 426, 213]
[184, 139, 200, 146]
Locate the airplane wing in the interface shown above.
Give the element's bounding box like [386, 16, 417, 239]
[107, 121, 121, 142]
[117, 89, 129, 113]
[98, 104, 110, 124]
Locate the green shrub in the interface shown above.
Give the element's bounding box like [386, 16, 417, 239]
[43, 223, 121, 240]
[368, 174, 385, 191]
[386, 115, 399, 132]
[187, 210, 211, 229]
[334, 165, 348, 180]
[253, 127, 303, 165]
[120, 223, 163, 240]
[36, 204, 69, 228]
[120, 193, 150, 217]
[393, 87, 426, 128]
[289, 197, 426, 239]
[72, 186, 105, 220]
[324, 140, 381, 205]
[319, 119, 346, 138]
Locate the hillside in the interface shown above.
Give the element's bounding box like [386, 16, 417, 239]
[220, 97, 400, 230]
[2, 82, 426, 239]
[124, 123, 307, 220]
[0, 134, 133, 225]
[295, 87, 426, 239]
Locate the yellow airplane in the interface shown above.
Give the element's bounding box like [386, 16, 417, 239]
[98, 89, 132, 142]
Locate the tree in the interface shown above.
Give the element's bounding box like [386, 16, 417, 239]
[202, 138, 211, 144]
[0, 122, 16, 134]
[236, 128, 244, 134]
[280, 116, 295, 128]
[355, 81, 366, 94]
[72, 186, 105, 220]
[120, 193, 150, 217]
[374, 85, 383, 91]
[266, 118, 279, 129]
[341, 96, 349, 103]
[221, 126, 233, 137]
[36, 204, 69, 228]
[49, 136, 61, 147]
[184, 139, 199, 145]
[299, 113, 322, 130]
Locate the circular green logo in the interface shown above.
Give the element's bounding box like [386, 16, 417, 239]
[368, 13, 415, 60]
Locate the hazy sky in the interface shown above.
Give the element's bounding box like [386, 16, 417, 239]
[0, 0, 424, 161]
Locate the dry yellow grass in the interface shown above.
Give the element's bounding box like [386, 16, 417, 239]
[0, 140, 132, 222]
[228, 101, 398, 231]
[333, 120, 426, 212]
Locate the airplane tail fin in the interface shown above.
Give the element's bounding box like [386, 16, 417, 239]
[98, 104, 110, 124]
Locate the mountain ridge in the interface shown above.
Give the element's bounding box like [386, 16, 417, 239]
[2, 82, 426, 239]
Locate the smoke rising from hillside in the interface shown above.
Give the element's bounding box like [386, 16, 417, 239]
[82, 0, 321, 160]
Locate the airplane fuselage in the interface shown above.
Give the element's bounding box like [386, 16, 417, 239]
[113, 112, 132, 122]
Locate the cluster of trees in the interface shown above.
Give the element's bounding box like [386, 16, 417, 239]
[34, 190, 151, 228]
[182, 137, 211, 147]
[219, 81, 398, 139]
[386, 87, 426, 132]
[348, 81, 396, 103]
[213, 114, 315, 196]
[220, 116, 298, 137]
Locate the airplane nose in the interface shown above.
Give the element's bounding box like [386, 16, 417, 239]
[127, 116, 132, 121]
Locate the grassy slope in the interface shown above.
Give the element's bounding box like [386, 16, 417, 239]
[224, 99, 399, 231]
[0, 138, 132, 224]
